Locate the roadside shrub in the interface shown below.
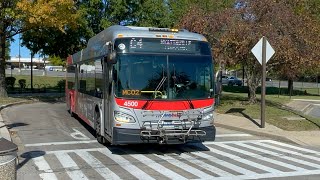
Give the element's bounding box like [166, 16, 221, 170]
[57, 79, 66, 88]
[18, 79, 26, 89]
[5, 77, 16, 89]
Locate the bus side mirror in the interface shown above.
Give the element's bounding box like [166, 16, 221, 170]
[105, 52, 117, 64]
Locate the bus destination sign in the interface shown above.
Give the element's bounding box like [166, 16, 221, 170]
[115, 38, 210, 55]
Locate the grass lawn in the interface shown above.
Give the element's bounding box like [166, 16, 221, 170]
[0, 97, 32, 106]
[216, 92, 320, 131]
[6, 75, 65, 93]
[11, 75, 64, 87]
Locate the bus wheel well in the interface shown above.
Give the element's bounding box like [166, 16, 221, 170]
[95, 105, 100, 115]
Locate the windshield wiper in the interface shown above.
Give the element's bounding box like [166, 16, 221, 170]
[175, 84, 195, 109]
[142, 76, 167, 110]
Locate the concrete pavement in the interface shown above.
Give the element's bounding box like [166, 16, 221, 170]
[286, 99, 320, 118]
[215, 112, 320, 148]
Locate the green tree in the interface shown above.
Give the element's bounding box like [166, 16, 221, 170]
[48, 56, 65, 67]
[0, 0, 80, 97]
[21, 0, 184, 60]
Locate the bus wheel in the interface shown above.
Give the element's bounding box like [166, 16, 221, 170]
[95, 111, 104, 144]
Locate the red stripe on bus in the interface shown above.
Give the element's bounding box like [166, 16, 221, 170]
[77, 112, 91, 126]
[115, 98, 214, 110]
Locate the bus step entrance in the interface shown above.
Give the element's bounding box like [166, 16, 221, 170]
[140, 119, 206, 144]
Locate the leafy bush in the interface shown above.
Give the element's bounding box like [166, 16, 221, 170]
[57, 79, 66, 88]
[5, 77, 16, 89]
[18, 79, 26, 89]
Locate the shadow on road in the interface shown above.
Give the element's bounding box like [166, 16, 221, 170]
[225, 108, 261, 128]
[18, 151, 46, 170]
[3, 122, 29, 130]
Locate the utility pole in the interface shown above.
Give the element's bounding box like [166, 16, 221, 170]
[31, 52, 33, 93]
[19, 34, 21, 74]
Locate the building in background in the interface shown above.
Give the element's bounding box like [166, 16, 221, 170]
[6, 56, 50, 70]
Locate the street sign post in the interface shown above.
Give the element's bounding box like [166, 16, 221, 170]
[251, 36, 275, 128]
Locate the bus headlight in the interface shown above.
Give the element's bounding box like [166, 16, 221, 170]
[202, 112, 213, 121]
[114, 111, 136, 123]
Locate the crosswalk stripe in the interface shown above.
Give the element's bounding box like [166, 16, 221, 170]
[202, 139, 271, 145]
[55, 152, 89, 180]
[75, 151, 121, 180]
[152, 152, 213, 179]
[215, 170, 320, 180]
[32, 156, 54, 173]
[32, 156, 58, 180]
[237, 143, 320, 169]
[178, 152, 235, 177]
[25, 140, 97, 147]
[267, 140, 320, 154]
[39, 173, 58, 180]
[128, 152, 188, 180]
[182, 147, 258, 176]
[31, 139, 320, 180]
[256, 142, 320, 163]
[98, 149, 155, 180]
[216, 143, 306, 172]
[193, 143, 282, 174]
[216, 134, 252, 137]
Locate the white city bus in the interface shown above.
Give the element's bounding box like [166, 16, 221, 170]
[66, 25, 216, 145]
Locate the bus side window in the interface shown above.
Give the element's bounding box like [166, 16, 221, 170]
[79, 80, 86, 93]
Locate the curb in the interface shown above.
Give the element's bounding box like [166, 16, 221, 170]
[215, 122, 299, 145]
[0, 101, 34, 142]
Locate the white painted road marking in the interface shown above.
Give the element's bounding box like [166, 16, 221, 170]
[128, 152, 188, 180]
[25, 133, 253, 147]
[25, 140, 97, 147]
[55, 152, 89, 180]
[70, 128, 90, 140]
[215, 134, 252, 137]
[75, 151, 121, 180]
[31, 140, 320, 180]
[98, 149, 155, 180]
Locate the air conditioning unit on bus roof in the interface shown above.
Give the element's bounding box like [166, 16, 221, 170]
[126, 26, 187, 33]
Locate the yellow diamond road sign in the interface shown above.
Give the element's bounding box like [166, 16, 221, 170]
[251, 37, 275, 64]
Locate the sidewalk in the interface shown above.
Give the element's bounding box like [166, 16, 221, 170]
[215, 113, 320, 147]
[0, 104, 13, 141]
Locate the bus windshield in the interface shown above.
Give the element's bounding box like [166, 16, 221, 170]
[115, 54, 214, 100]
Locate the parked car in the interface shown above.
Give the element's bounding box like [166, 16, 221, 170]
[266, 77, 272, 81]
[222, 76, 242, 86]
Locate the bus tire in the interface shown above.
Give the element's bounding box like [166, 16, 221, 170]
[95, 111, 105, 144]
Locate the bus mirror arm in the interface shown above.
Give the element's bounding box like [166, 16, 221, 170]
[105, 51, 117, 64]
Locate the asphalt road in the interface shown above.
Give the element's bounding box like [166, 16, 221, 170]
[2, 103, 320, 180]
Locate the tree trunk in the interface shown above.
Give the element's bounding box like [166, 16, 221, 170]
[245, 63, 261, 104]
[248, 83, 257, 103]
[287, 78, 293, 96]
[0, 31, 8, 97]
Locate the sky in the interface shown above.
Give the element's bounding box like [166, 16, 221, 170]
[10, 34, 40, 58]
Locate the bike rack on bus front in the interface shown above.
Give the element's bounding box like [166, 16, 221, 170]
[140, 112, 206, 144]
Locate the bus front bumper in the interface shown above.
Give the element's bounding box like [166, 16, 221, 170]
[112, 126, 216, 145]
